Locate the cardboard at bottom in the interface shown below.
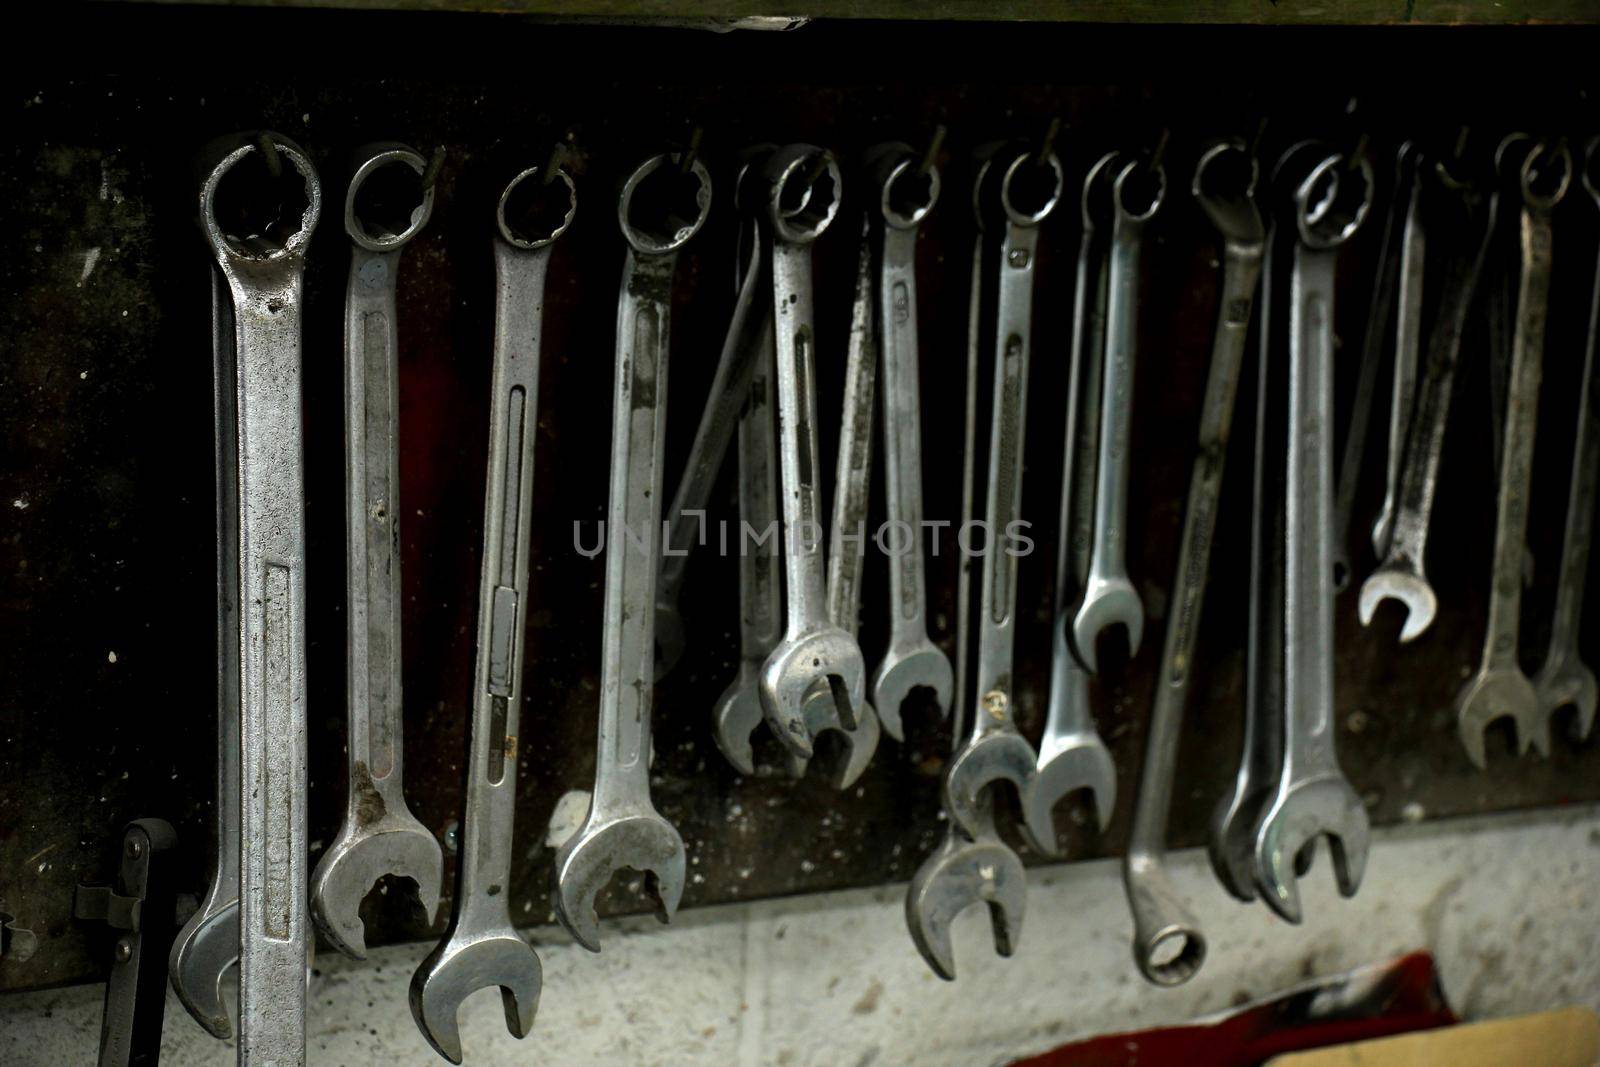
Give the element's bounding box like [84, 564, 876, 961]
[1268, 1007, 1600, 1067]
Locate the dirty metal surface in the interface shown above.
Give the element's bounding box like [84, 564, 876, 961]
[2, 10, 1599, 993]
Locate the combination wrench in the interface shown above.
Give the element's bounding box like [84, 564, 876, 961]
[1360, 153, 1500, 642]
[1125, 141, 1261, 983]
[1532, 139, 1600, 743]
[553, 152, 710, 950]
[758, 145, 866, 760]
[311, 144, 443, 961]
[1070, 154, 1164, 671]
[168, 268, 243, 1041]
[905, 179, 1025, 981]
[1023, 150, 1123, 857]
[942, 143, 1062, 848]
[410, 162, 574, 1065]
[1252, 147, 1373, 925]
[1455, 140, 1572, 768]
[866, 142, 954, 740]
[787, 219, 883, 787]
[199, 131, 320, 1066]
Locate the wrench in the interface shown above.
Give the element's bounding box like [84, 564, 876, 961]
[786, 219, 883, 788]
[410, 163, 574, 1064]
[553, 152, 710, 951]
[1360, 154, 1499, 642]
[758, 145, 866, 759]
[1456, 140, 1572, 768]
[1532, 139, 1600, 743]
[1022, 150, 1123, 857]
[942, 144, 1062, 847]
[168, 267, 243, 1040]
[1252, 147, 1373, 924]
[905, 185, 1025, 981]
[199, 131, 320, 1066]
[311, 144, 444, 961]
[1125, 140, 1261, 981]
[866, 142, 954, 740]
[1371, 146, 1427, 560]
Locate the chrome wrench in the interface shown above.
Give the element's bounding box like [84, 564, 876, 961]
[410, 163, 574, 1065]
[1371, 146, 1427, 559]
[1253, 147, 1373, 924]
[1455, 140, 1572, 768]
[1126, 141, 1260, 983]
[311, 143, 444, 961]
[758, 145, 865, 759]
[943, 143, 1062, 847]
[867, 142, 954, 740]
[553, 152, 710, 950]
[198, 131, 320, 1067]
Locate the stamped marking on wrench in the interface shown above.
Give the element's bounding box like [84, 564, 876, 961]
[758, 145, 866, 759]
[867, 143, 954, 741]
[943, 145, 1062, 847]
[1532, 139, 1600, 743]
[1456, 140, 1572, 767]
[553, 153, 710, 952]
[311, 144, 444, 962]
[1126, 141, 1258, 982]
[1253, 148, 1373, 924]
[410, 163, 574, 1064]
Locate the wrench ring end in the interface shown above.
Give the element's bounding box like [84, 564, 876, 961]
[496, 164, 577, 250]
[618, 152, 713, 255]
[199, 133, 322, 263]
[345, 145, 434, 252]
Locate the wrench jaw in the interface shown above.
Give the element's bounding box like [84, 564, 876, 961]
[168, 903, 240, 1039]
[409, 932, 543, 1065]
[904, 830, 1026, 982]
[711, 664, 766, 777]
[1123, 850, 1205, 987]
[1023, 737, 1117, 856]
[309, 816, 445, 960]
[758, 628, 866, 760]
[785, 694, 882, 790]
[552, 812, 687, 954]
[1454, 667, 1546, 768]
[1251, 777, 1371, 925]
[1357, 562, 1439, 643]
[942, 732, 1049, 846]
[1070, 577, 1145, 674]
[1533, 658, 1599, 745]
[870, 643, 955, 743]
[1207, 782, 1268, 904]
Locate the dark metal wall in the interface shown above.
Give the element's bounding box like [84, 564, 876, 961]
[2, 7, 1598, 992]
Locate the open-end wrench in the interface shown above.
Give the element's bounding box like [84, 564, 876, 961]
[866, 142, 954, 740]
[1360, 154, 1499, 642]
[553, 152, 710, 951]
[168, 268, 242, 1040]
[905, 177, 1025, 981]
[758, 145, 866, 759]
[786, 219, 882, 787]
[943, 144, 1062, 848]
[1456, 140, 1572, 768]
[198, 131, 320, 1066]
[1371, 147, 1427, 560]
[410, 163, 574, 1064]
[1532, 140, 1600, 743]
[1252, 147, 1373, 925]
[311, 144, 443, 962]
[1071, 155, 1163, 671]
[1022, 150, 1122, 858]
[1125, 141, 1261, 980]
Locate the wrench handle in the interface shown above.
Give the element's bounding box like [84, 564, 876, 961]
[736, 326, 784, 659]
[950, 236, 985, 750]
[596, 251, 676, 809]
[772, 240, 830, 634]
[1087, 219, 1143, 584]
[208, 267, 244, 901]
[878, 224, 930, 642]
[1060, 231, 1109, 603]
[1374, 186, 1427, 557]
[344, 246, 406, 790]
[828, 231, 877, 634]
[1550, 241, 1600, 643]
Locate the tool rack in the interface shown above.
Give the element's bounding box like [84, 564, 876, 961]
[3, 2, 1599, 996]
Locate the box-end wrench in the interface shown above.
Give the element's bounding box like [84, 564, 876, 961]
[1022, 150, 1122, 858]
[198, 131, 321, 1066]
[1370, 146, 1426, 561]
[168, 268, 243, 1040]
[1360, 155, 1499, 642]
[1125, 141, 1261, 981]
[1252, 148, 1373, 925]
[866, 142, 954, 741]
[943, 144, 1063, 848]
[758, 145, 866, 759]
[1070, 156, 1164, 672]
[311, 144, 443, 961]
[1532, 140, 1600, 743]
[410, 163, 574, 1065]
[554, 152, 710, 950]
[906, 182, 1025, 981]
[786, 219, 883, 787]
[1456, 140, 1572, 768]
